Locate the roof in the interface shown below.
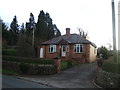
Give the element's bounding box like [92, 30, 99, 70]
[42, 34, 97, 48]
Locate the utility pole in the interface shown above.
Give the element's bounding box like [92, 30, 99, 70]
[111, 0, 117, 61]
[32, 23, 36, 47]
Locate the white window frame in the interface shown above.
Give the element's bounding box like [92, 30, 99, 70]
[74, 44, 83, 53]
[49, 45, 56, 53]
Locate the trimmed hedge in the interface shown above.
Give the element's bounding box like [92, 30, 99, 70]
[2, 49, 17, 56]
[102, 60, 120, 74]
[2, 56, 54, 64]
[2, 61, 57, 75]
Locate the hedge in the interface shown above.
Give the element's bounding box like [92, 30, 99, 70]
[2, 49, 17, 56]
[102, 60, 120, 74]
[2, 56, 54, 64]
[2, 60, 57, 75]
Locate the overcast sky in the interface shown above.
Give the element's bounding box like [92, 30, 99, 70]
[0, 0, 119, 49]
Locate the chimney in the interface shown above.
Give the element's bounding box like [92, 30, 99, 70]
[66, 28, 70, 37]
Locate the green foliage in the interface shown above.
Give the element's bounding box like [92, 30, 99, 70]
[26, 13, 36, 37]
[19, 63, 28, 74]
[97, 46, 110, 59]
[102, 58, 120, 74]
[61, 61, 68, 70]
[35, 10, 61, 46]
[17, 35, 35, 57]
[67, 61, 72, 67]
[2, 69, 18, 75]
[2, 56, 54, 64]
[61, 61, 79, 70]
[10, 15, 19, 45]
[19, 23, 25, 35]
[2, 49, 17, 56]
[53, 24, 61, 37]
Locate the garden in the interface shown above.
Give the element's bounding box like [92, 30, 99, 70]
[95, 50, 120, 88]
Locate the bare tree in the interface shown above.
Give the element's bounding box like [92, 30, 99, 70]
[77, 28, 88, 38]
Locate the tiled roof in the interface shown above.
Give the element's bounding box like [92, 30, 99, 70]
[42, 34, 97, 48]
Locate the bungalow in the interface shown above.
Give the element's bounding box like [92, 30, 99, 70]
[37, 28, 97, 63]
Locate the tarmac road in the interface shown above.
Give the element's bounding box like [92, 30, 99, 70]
[2, 75, 53, 88]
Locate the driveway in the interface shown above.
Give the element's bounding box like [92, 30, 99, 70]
[18, 62, 97, 88]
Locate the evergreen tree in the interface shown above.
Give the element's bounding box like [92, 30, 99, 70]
[20, 23, 25, 35]
[35, 10, 61, 46]
[46, 12, 54, 39]
[53, 24, 61, 37]
[10, 15, 19, 45]
[35, 10, 48, 44]
[26, 13, 36, 37]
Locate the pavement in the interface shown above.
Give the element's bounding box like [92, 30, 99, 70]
[18, 62, 98, 88]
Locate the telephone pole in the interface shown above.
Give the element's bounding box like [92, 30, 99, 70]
[111, 0, 117, 61]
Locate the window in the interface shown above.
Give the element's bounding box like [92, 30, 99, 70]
[74, 44, 83, 53]
[49, 45, 56, 53]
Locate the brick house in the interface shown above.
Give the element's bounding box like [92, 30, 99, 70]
[37, 28, 97, 63]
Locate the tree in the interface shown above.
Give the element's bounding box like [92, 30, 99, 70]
[1, 19, 15, 48]
[97, 46, 110, 59]
[35, 10, 61, 46]
[20, 23, 25, 35]
[35, 10, 47, 42]
[2, 19, 9, 48]
[17, 35, 35, 57]
[10, 15, 19, 45]
[53, 24, 61, 37]
[78, 28, 88, 38]
[26, 13, 36, 37]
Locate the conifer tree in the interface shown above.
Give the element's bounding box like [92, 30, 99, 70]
[10, 15, 19, 45]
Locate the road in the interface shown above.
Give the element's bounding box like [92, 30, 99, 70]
[2, 75, 53, 88]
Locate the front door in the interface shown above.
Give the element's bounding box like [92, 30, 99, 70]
[61, 45, 67, 57]
[40, 48, 43, 58]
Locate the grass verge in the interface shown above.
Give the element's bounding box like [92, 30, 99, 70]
[2, 69, 19, 75]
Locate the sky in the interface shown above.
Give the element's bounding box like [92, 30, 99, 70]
[0, 0, 119, 49]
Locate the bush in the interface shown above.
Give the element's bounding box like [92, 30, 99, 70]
[102, 60, 120, 74]
[61, 61, 79, 70]
[67, 61, 72, 67]
[61, 61, 68, 70]
[97, 46, 110, 59]
[2, 56, 54, 64]
[2, 49, 16, 56]
[19, 63, 28, 74]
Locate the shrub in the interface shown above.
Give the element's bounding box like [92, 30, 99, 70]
[61, 61, 79, 70]
[102, 60, 120, 74]
[2, 49, 16, 56]
[67, 61, 72, 67]
[19, 63, 28, 74]
[97, 46, 110, 59]
[61, 61, 68, 70]
[2, 56, 54, 64]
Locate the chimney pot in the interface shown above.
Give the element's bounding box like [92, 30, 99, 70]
[66, 28, 70, 36]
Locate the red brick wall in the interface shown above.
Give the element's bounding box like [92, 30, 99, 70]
[44, 45, 59, 59]
[69, 44, 90, 63]
[37, 44, 91, 63]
